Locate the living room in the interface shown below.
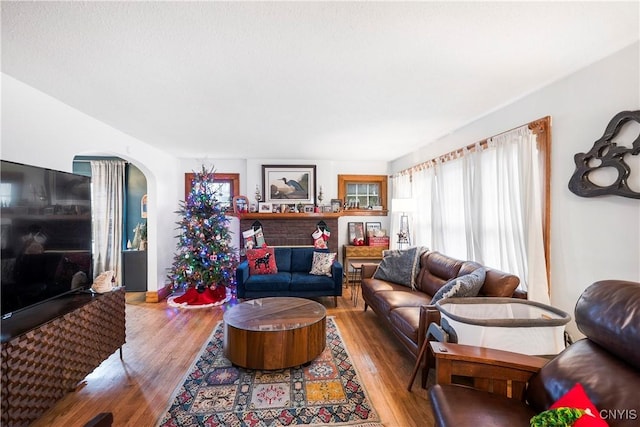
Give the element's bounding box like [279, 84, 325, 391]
[2, 2, 639, 426]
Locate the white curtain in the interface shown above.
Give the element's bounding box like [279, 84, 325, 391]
[411, 164, 434, 249]
[90, 160, 125, 285]
[508, 129, 549, 303]
[462, 146, 483, 261]
[479, 127, 549, 303]
[395, 126, 549, 303]
[432, 157, 467, 259]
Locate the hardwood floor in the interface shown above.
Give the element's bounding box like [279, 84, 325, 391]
[29, 289, 435, 427]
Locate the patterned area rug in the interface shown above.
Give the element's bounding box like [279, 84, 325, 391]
[157, 317, 382, 427]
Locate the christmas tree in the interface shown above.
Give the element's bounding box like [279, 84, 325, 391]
[167, 166, 238, 307]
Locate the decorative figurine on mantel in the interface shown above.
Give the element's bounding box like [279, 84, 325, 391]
[251, 185, 262, 212]
[255, 185, 262, 204]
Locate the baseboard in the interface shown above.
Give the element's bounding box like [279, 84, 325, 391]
[145, 285, 172, 303]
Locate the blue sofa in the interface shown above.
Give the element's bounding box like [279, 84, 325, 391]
[235, 247, 343, 306]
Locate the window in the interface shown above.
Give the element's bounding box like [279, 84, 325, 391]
[0, 183, 13, 207]
[338, 174, 387, 215]
[184, 173, 240, 213]
[391, 117, 551, 296]
[345, 183, 380, 208]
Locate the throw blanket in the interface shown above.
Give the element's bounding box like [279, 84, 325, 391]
[373, 246, 429, 290]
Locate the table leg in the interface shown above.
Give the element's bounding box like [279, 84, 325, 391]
[407, 322, 449, 391]
[407, 335, 430, 391]
[352, 266, 361, 307]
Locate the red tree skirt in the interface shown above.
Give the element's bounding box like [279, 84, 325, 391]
[167, 286, 230, 309]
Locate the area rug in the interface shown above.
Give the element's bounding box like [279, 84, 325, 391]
[157, 317, 383, 427]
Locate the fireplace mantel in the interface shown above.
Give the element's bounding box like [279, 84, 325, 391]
[238, 213, 341, 220]
[236, 210, 385, 219]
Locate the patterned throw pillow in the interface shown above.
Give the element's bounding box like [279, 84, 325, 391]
[531, 383, 606, 427]
[246, 247, 278, 275]
[430, 268, 486, 304]
[309, 251, 336, 277]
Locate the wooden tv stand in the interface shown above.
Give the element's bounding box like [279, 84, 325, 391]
[0, 288, 126, 427]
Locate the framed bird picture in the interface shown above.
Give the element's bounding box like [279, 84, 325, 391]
[262, 165, 316, 204]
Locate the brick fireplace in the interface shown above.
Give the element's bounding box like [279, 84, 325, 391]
[239, 213, 339, 250]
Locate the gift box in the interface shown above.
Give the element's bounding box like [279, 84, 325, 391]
[367, 236, 389, 247]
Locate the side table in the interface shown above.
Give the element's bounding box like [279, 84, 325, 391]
[348, 262, 364, 307]
[342, 245, 387, 274]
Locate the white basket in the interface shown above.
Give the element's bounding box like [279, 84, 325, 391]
[436, 297, 571, 355]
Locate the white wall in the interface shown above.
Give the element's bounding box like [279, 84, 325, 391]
[179, 158, 391, 261]
[391, 42, 640, 338]
[1, 74, 183, 295]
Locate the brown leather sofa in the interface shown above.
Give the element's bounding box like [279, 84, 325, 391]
[429, 279, 640, 427]
[361, 250, 521, 363]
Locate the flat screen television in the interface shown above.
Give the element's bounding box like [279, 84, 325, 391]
[1, 160, 93, 317]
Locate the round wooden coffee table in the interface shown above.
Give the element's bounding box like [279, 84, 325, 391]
[223, 297, 327, 370]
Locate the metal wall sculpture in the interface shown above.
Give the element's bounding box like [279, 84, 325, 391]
[569, 110, 640, 199]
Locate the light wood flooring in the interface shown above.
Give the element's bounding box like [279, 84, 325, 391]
[29, 287, 435, 427]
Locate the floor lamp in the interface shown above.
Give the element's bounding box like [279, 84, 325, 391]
[392, 198, 414, 249]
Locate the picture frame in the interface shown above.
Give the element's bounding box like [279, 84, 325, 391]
[303, 204, 315, 213]
[262, 165, 316, 204]
[348, 222, 365, 244]
[330, 199, 342, 213]
[233, 195, 249, 214]
[141, 194, 148, 218]
[258, 202, 273, 213]
[366, 222, 382, 236]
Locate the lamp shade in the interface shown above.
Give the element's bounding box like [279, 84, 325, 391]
[392, 198, 415, 213]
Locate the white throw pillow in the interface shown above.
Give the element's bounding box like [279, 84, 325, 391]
[309, 252, 336, 277]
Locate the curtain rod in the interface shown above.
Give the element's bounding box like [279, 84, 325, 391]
[73, 157, 129, 163]
[394, 116, 550, 177]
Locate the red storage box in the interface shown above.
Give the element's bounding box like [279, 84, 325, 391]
[368, 236, 390, 247]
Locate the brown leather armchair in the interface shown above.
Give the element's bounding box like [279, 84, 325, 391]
[429, 280, 640, 426]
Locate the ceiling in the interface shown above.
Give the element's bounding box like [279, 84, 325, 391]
[2, 1, 638, 162]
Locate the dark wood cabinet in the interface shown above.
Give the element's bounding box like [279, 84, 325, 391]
[1, 288, 126, 426]
[122, 250, 147, 291]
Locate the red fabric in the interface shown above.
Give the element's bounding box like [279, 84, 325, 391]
[173, 286, 227, 305]
[246, 247, 278, 275]
[550, 383, 608, 426]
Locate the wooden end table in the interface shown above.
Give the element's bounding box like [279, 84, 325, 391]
[223, 297, 326, 370]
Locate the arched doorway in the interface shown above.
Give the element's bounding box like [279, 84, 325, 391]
[72, 155, 148, 292]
